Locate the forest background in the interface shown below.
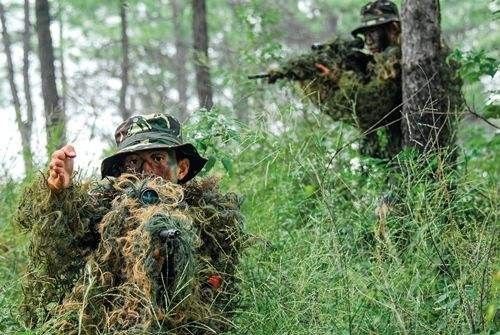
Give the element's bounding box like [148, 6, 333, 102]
[0, 0, 498, 334]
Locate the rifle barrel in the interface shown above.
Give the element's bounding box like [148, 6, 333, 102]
[248, 73, 270, 80]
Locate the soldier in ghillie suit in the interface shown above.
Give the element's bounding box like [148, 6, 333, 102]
[253, 0, 462, 160]
[312, 0, 404, 159]
[16, 114, 246, 334]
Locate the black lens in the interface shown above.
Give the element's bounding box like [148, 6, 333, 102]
[140, 188, 160, 205]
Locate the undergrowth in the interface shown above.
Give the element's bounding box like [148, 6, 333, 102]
[0, 109, 498, 334]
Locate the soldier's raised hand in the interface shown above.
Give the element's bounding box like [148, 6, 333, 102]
[47, 144, 76, 192]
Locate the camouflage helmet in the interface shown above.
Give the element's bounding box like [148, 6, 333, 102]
[351, 0, 400, 37]
[101, 113, 207, 183]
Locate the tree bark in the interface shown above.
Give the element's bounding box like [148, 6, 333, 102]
[192, 0, 213, 110]
[401, 0, 450, 151]
[0, 2, 34, 172]
[119, 0, 130, 120]
[58, 0, 67, 112]
[35, 0, 66, 152]
[23, 0, 34, 147]
[170, 0, 189, 120]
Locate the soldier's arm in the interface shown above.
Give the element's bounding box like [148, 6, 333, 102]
[15, 162, 105, 327]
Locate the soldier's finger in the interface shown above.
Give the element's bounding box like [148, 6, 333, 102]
[53, 166, 66, 175]
[50, 159, 65, 169]
[62, 144, 76, 158]
[51, 149, 66, 160]
[50, 170, 58, 180]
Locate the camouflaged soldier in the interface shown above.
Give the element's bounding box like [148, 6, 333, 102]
[313, 0, 404, 158]
[17, 114, 245, 334]
[48, 114, 207, 191]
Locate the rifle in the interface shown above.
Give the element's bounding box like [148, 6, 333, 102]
[159, 228, 181, 289]
[249, 36, 372, 84]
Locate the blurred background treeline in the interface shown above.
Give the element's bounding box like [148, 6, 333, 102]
[0, 0, 498, 174]
[0, 0, 499, 334]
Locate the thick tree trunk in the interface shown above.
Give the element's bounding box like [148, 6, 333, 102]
[170, 0, 189, 120]
[192, 0, 213, 110]
[1, 2, 33, 172]
[35, 0, 66, 151]
[401, 0, 450, 151]
[119, 0, 130, 120]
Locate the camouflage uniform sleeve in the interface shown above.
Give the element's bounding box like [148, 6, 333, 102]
[15, 173, 109, 327]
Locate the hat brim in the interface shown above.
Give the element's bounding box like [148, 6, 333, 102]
[351, 17, 400, 37]
[101, 142, 208, 183]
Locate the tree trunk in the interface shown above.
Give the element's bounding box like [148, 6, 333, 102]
[401, 0, 450, 151]
[0, 2, 33, 172]
[58, 0, 67, 112]
[192, 0, 213, 110]
[170, 0, 189, 120]
[119, 0, 130, 120]
[23, 0, 34, 149]
[35, 0, 66, 152]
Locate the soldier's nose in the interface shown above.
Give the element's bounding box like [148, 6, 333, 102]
[142, 161, 155, 175]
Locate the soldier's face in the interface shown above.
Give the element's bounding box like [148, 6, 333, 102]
[122, 149, 190, 183]
[364, 27, 388, 53]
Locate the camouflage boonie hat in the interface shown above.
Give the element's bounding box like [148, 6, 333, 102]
[101, 114, 207, 183]
[351, 0, 400, 37]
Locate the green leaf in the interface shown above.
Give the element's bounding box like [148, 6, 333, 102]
[303, 184, 316, 197]
[203, 156, 217, 173]
[483, 104, 500, 119]
[221, 157, 234, 175]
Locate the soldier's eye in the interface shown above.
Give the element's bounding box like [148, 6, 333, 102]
[125, 156, 141, 168]
[152, 154, 165, 163]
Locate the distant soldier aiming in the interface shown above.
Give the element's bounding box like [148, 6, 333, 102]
[250, 1, 420, 159]
[252, 0, 463, 159]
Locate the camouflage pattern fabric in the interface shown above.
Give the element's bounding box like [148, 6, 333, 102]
[351, 0, 400, 37]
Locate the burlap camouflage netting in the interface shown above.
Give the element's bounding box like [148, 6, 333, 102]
[300, 46, 403, 158]
[15, 173, 247, 334]
[297, 45, 463, 158]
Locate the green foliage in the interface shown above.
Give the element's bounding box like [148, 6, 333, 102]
[220, 109, 498, 334]
[184, 108, 241, 176]
[1, 1, 499, 334]
[448, 49, 499, 118]
[0, 178, 31, 334]
[1, 108, 499, 334]
[448, 49, 499, 83]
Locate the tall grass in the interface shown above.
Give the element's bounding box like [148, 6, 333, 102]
[0, 109, 497, 334]
[224, 112, 498, 334]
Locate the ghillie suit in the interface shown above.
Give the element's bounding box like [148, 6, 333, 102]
[301, 46, 404, 158]
[248, 36, 372, 85]
[302, 44, 463, 159]
[250, 39, 404, 158]
[16, 173, 246, 334]
[251, 0, 463, 160]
